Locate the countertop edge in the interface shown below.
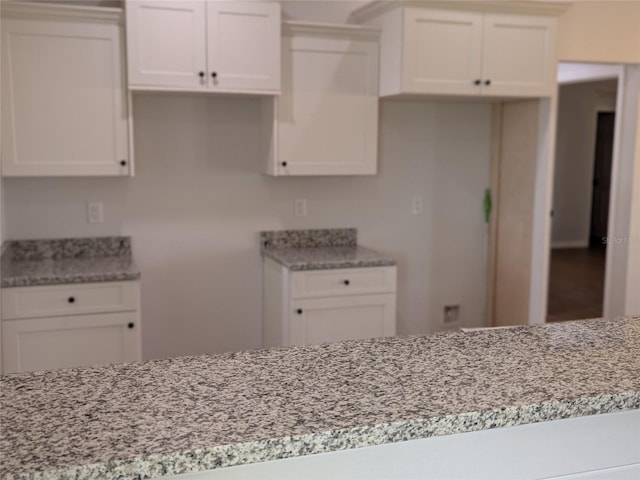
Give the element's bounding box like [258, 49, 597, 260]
[261, 248, 397, 271]
[0, 271, 142, 289]
[15, 392, 639, 480]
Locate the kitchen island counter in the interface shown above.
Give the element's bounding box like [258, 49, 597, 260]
[1, 317, 639, 480]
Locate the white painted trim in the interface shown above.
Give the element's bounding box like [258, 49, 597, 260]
[551, 241, 590, 249]
[604, 66, 631, 318]
[625, 96, 640, 315]
[350, 0, 572, 22]
[128, 85, 282, 96]
[282, 21, 380, 40]
[529, 96, 557, 326]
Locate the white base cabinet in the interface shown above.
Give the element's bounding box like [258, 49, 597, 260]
[262, 22, 380, 176]
[263, 258, 396, 348]
[0, 2, 132, 177]
[1, 281, 142, 374]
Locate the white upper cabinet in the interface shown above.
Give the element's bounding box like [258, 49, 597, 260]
[352, 1, 566, 99]
[263, 23, 380, 176]
[126, 0, 280, 94]
[1, 2, 131, 177]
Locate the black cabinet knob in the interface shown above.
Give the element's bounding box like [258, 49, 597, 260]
[281, 161, 287, 167]
[484, 79, 491, 86]
[343, 280, 350, 286]
[211, 72, 218, 79]
[68, 297, 75, 304]
[199, 71, 205, 78]
[120, 160, 127, 166]
[127, 322, 135, 329]
[473, 79, 481, 85]
[296, 309, 303, 315]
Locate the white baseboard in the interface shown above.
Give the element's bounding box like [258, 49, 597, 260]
[551, 240, 590, 249]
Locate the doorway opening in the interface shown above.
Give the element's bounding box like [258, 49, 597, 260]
[547, 66, 619, 322]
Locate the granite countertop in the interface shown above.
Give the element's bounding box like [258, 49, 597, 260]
[260, 228, 396, 270]
[1, 237, 141, 288]
[1, 317, 638, 480]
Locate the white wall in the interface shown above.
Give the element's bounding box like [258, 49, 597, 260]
[551, 79, 618, 248]
[3, 97, 492, 360]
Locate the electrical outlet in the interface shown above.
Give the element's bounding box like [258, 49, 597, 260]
[294, 198, 307, 217]
[87, 202, 104, 224]
[412, 195, 423, 215]
[443, 305, 461, 325]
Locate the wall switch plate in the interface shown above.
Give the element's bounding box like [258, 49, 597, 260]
[294, 198, 307, 217]
[412, 195, 423, 215]
[443, 305, 461, 325]
[87, 202, 104, 224]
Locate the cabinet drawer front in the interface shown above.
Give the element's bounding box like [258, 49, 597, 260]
[2, 282, 139, 319]
[291, 267, 396, 299]
[2, 312, 141, 374]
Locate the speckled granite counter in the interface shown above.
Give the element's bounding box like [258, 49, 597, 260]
[260, 228, 396, 270]
[1, 237, 140, 288]
[1, 317, 638, 480]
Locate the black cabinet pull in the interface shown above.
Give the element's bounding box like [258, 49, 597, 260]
[127, 322, 135, 329]
[343, 280, 350, 286]
[473, 79, 481, 85]
[281, 161, 287, 167]
[199, 71, 205, 78]
[211, 72, 218, 79]
[484, 79, 491, 86]
[68, 296, 75, 304]
[120, 160, 127, 166]
[296, 309, 303, 315]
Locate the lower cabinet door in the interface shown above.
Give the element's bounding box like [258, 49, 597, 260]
[2, 312, 141, 374]
[291, 294, 396, 346]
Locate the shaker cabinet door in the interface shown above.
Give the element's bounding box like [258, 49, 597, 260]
[276, 31, 379, 175]
[290, 294, 396, 346]
[2, 312, 142, 374]
[126, 0, 206, 89]
[402, 8, 483, 96]
[1, 17, 130, 176]
[206, 1, 280, 92]
[481, 13, 556, 97]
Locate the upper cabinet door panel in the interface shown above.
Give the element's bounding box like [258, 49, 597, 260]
[277, 33, 379, 176]
[402, 8, 483, 95]
[481, 13, 556, 97]
[206, 1, 280, 92]
[126, 0, 206, 88]
[1, 18, 129, 176]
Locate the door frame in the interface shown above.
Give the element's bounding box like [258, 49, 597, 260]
[536, 63, 639, 324]
[491, 63, 639, 326]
